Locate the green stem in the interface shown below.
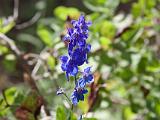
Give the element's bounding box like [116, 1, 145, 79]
[63, 93, 74, 111]
[74, 75, 77, 85]
[71, 104, 73, 111]
[63, 93, 70, 102]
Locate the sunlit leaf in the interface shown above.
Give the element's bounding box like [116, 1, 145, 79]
[56, 106, 66, 120]
[100, 21, 116, 39]
[0, 45, 8, 55]
[123, 106, 135, 120]
[99, 36, 111, 49]
[54, 6, 80, 20]
[47, 56, 55, 70]
[0, 18, 15, 34]
[37, 25, 53, 47]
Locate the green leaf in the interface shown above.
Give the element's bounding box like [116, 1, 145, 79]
[155, 101, 160, 116]
[99, 36, 111, 49]
[54, 6, 80, 20]
[5, 87, 17, 105]
[132, 2, 142, 17]
[2, 54, 16, 73]
[56, 105, 76, 120]
[37, 25, 53, 47]
[0, 18, 15, 34]
[100, 21, 116, 39]
[0, 45, 8, 55]
[137, 56, 147, 73]
[56, 106, 66, 120]
[123, 106, 135, 120]
[131, 0, 156, 17]
[88, 13, 100, 21]
[67, 110, 77, 120]
[47, 56, 55, 70]
[17, 33, 43, 49]
[96, 0, 106, 5]
[83, 0, 108, 13]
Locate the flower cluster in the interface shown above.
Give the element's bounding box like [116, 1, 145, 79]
[60, 15, 94, 105]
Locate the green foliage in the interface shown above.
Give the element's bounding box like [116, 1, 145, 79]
[56, 106, 66, 120]
[99, 36, 111, 49]
[2, 54, 16, 73]
[100, 21, 116, 38]
[0, 18, 15, 34]
[132, 0, 156, 17]
[21, 91, 40, 113]
[0, 45, 8, 55]
[47, 56, 55, 70]
[37, 25, 53, 47]
[0, 0, 160, 119]
[54, 6, 80, 20]
[0, 87, 19, 118]
[56, 106, 77, 120]
[83, 118, 97, 120]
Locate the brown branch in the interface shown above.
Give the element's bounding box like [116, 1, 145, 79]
[0, 33, 38, 90]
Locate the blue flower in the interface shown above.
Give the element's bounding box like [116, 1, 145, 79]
[64, 15, 92, 53]
[72, 48, 87, 66]
[73, 44, 91, 64]
[60, 56, 78, 81]
[60, 55, 68, 71]
[77, 67, 94, 88]
[71, 15, 92, 33]
[71, 88, 88, 105]
[60, 15, 92, 80]
[60, 15, 93, 105]
[66, 60, 78, 76]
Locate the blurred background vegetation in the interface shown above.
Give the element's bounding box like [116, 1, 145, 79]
[0, 0, 160, 120]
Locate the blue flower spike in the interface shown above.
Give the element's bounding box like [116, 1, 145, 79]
[60, 14, 94, 105]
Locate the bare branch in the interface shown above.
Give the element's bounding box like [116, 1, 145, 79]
[13, 0, 19, 20]
[0, 33, 21, 56]
[0, 3, 50, 116]
[15, 12, 41, 29]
